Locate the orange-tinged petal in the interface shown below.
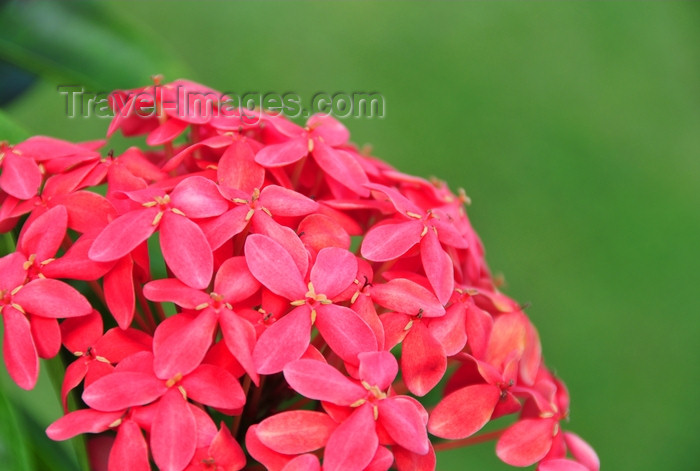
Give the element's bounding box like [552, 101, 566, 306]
[496, 418, 556, 467]
[428, 384, 500, 439]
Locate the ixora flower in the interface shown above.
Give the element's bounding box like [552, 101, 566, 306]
[0, 78, 598, 471]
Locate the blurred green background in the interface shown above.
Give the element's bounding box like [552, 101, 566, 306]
[1, 1, 699, 470]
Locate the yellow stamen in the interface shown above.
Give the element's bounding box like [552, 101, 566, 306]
[165, 373, 183, 388]
[152, 211, 163, 226]
[350, 398, 366, 408]
[11, 303, 25, 314]
[108, 418, 123, 428]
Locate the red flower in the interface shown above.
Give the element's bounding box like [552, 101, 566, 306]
[282, 351, 430, 469]
[246, 234, 377, 373]
[89, 175, 227, 289]
[0, 78, 598, 471]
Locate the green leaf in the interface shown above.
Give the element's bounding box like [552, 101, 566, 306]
[0, 382, 32, 471]
[0, 1, 189, 90]
[0, 108, 30, 143]
[15, 405, 80, 471]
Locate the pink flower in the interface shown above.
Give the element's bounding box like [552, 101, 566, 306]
[0, 78, 596, 471]
[282, 351, 430, 470]
[246, 234, 377, 373]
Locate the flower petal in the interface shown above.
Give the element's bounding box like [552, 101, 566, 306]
[109, 420, 150, 471]
[361, 220, 422, 262]
[14, 278, 92, 319]
[563, 432, 599, 471]
[170, 176, 228, 219]
[160, 211, 213, 289]
[323, 404, 378, 471]
[0, 252, 27, 291]
[401, 322, 446, 396]
[427, 384, 500, 439]
[207, 424, 247, 470]
[281, 454, 320, 471]
[103, 256, 135, 329]
[54, 191, 117, 233]
[310, 247, 357, 299]
[214, 256, 260, 303]
[2, 306, 39, 389]
[315, 304, 377, 365]
[245, 425, 294, 471]
[253, 305, 311, 374]
[217, 140, 265, 194]
[539, 459, 590, 471]
[0, 152, 42, 199]
[30, 315, 61, 358]
[257, 410, 337, 454]
[180, 364, 246, 410]
[244, 234, 306, 300]
[371, 278, 445, 318]
[153, 310, 218, 380]
[307, 114, 349, 146]
[83, 372, 166, 411]
[393, 442, 436, 471]
[420, 229, 454, 305]
[298, 214, 351, 255]
[18, 205, 67, 260]
[250, 216, 309, 279]
[151, 389, 197, 471]
[427, 302, 467, 356]
[259, 185, 319, 217]
[378, 397, 429, 455]
[283, 359, 366, 405]
[143, 278, 209, 310]
[254, 137, 308, 167]
[312, 141, 369, 197]
[46, 409, 122, 441]
[88, 208, 158, 262]
[219, 310, 258, 384]
[358, 351, 398, 391]
[496, 418, 556, 467]
[61, 310, 103, 353]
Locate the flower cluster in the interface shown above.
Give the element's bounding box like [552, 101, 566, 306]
[0, 79, 598, 471]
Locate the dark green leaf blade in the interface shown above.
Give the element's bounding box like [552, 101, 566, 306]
[0, 1, 189, 90]
[0, 382, 33, 471]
